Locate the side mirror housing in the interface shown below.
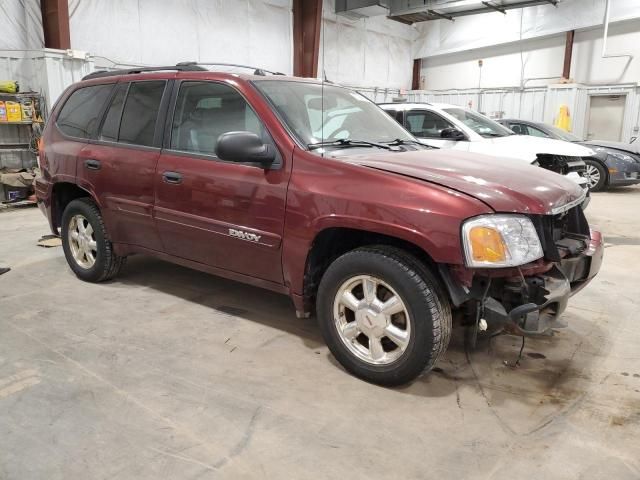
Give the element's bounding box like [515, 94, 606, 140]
[440, 127, 465, 141]
[215, 131, 276, 167]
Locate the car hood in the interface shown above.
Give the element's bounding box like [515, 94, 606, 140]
[338, 148, 585, 215]
[582, 140, 640, 156]
[471, 135, 595, 162]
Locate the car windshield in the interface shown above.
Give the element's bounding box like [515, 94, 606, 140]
[545, 125, 583, 142]
[443, 108, 514, 138]
[253, 80, 414, 148]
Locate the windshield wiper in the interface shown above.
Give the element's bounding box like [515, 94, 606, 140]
[308, 138, 394, 151]
[384, 138, 435, 148]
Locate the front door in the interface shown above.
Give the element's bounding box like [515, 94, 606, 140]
[154, 80, 289, 284]
[404, 109, 467, 150]
[587, 95, 625, 141]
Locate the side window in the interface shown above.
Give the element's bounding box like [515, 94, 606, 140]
[118, 81, 166, 147]
[406, 110, 455, 138]
[56, 84, 114, 139]
[99, 83, 128, 142]
[509, 123, 525, 134]
[527, 125, 550, 138]
[170, 81, 267, 157]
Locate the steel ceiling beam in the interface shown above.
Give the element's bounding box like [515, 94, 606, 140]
[481, 1, 507, 14]
[388, 0, 560, 24]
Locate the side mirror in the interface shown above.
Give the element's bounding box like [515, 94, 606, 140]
[440, 128, 465, 141]
[215, 131, 276, 167]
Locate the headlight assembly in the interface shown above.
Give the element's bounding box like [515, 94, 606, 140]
[609, 152, 637, 163]
[462, 215, 544, 268]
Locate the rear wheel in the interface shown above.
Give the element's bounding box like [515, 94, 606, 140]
[584, 160, 607, 192]
[61, 198, 126, 282]
[316, 246, 451, 386]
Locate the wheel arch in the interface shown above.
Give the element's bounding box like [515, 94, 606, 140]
[51, 182, 96, 233]
[299, 226, 445, 315]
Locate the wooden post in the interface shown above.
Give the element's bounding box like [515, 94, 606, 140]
[562, 30, 575, 81]
[412, 59, 421, 90]
[293, 0, 323, 77]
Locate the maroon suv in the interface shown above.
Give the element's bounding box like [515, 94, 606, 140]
[36, 64, 603, 385]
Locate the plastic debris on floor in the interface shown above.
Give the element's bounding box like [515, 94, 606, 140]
[37, 234, 61, 248]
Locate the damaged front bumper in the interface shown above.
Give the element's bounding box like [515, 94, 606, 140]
[486, 229, 603, 335]
[442, 228, 604, 336]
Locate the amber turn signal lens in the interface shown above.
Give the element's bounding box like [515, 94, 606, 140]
[468, 226, 507, 263]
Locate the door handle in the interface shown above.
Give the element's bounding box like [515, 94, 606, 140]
[84, 159, 101, 170]
[162, 171, 182, 184]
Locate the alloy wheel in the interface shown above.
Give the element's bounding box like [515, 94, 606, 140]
[585, 164, 601, 190]
[68, 214, 97, 269]
[333, 275, 411, 365]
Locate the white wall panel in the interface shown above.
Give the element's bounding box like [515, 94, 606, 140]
[68, 0, 293, 74]
[420, 18, 640, 91]
[0, 0, 43, 50]
[414, 0, 640, 59]
[320, 0, 417, 89]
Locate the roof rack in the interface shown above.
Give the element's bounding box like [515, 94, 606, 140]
[82, 64, 207, 81]
[176, 61, 286, 76]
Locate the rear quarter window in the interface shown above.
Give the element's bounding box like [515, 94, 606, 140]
[56, 84, 114, 139]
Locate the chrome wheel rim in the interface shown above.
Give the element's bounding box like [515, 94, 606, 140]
[585, 164, 601, 189]
[68, 214, 97, 269]
[333, 275, 411, 365]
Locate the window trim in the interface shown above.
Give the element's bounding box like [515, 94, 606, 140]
[54, 82, 117, 142]
[163, 79, 282, 169]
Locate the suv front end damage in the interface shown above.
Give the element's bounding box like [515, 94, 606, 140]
[536, 154, 590, 207]
[445, 203, 603, 336]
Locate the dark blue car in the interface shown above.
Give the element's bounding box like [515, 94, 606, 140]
[498, 119, 640, 192]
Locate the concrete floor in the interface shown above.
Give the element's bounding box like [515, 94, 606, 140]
[1, 188, 639, 480]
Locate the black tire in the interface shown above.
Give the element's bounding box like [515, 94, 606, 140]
[61, 198, 126, 282]
[316, 246, 452, 386]
[585, 159, 607, 192]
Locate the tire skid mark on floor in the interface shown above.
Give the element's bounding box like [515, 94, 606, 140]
[0, 369, 41, 399]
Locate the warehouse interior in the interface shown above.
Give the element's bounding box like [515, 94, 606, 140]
[1, 0, 640, 479]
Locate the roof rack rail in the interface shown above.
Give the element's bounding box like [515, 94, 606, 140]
[176, 61, 286, 76]
[82, 64, 207, 81]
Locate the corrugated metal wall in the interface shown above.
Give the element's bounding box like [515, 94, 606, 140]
[405, 85, 640, 142]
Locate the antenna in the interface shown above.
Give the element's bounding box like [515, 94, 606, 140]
[321, 5, 325, 157]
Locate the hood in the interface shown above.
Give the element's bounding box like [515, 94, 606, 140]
[582, 140, 640, 156]
[473, 135, 595, 162]
[337, 148, 585, 215]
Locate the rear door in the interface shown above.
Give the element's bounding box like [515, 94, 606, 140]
[77, 80, 169, 250]
[52, 83, 115, 184]
[154, 80, 288, 283]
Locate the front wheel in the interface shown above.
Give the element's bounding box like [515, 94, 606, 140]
[316, 246, 452, 386]
[584, 160, 607, 192]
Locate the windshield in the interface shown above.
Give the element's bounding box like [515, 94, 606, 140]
[545, 125, 582, 142]
[254, 80, 414, 147]
[443, 108, 514, 138]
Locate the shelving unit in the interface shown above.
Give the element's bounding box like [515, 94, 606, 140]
[1, 92, 45, 202]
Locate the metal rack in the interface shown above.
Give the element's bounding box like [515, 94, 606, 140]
[0, 92, 43, 202]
